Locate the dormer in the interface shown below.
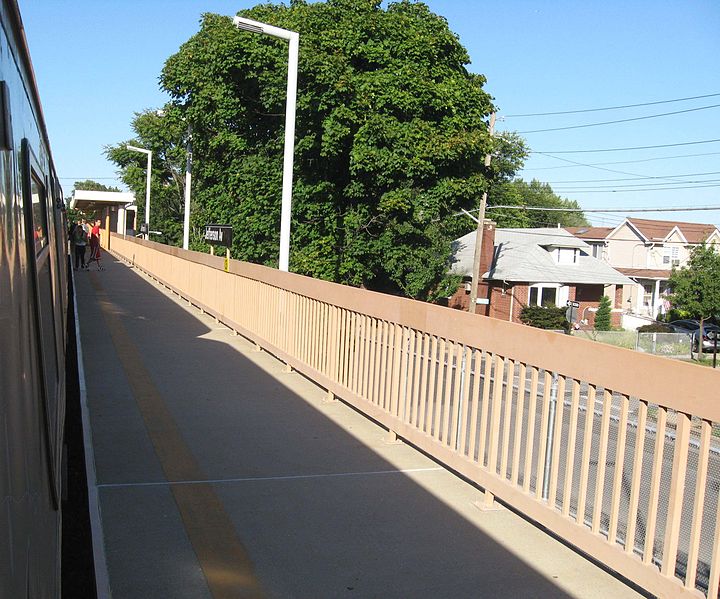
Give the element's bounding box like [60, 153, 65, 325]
[543, 238, 587, 265]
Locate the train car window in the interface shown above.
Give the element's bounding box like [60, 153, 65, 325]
[31, 174, 49, 254]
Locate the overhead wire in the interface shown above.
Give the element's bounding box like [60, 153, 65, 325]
[503, 93, 720, 118]
[531, 138, 720, 154]
[544, 171, 720, 184]
[524, 151, 720, 170]
[516, 103, 720, 134]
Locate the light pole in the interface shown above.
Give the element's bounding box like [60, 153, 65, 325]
[233, 15, 299, 272]
[183, 125, 192, 250]
[126, 144, 152, 236]
[156, 110, 192, 250]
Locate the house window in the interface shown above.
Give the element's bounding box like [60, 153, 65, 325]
[663, 246, 679, 266]
[557, 247, 578, 264]
[529, 285, 558, 307]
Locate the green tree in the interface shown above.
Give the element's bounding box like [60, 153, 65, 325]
[105, 110, 190, 246]
[594, 295, 612, 331]
[141, 0, 527, 300]
[668, 243, 720, 340]
[488, 179, 589, 228]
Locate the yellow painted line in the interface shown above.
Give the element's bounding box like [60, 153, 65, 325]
[89, 273, 265, 599]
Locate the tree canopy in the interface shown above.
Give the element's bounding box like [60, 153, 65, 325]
[487, 179, 589, 228]
[668, 243, 720, 323]
[106, 0, 590, 300]
[159, 0, 529, 299]
[106, 110, 190, 246]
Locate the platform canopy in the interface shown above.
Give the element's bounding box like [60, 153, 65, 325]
[71, 189, 138, 235]
[70, 189, 135, 212]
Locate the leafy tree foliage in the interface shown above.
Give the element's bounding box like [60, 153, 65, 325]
[594, 295, 612, 331]
[72, 179, 120, 193]
[488, 179, 589, 228]
[150, 0, 529, 300]
[668, 243, 720, 327]
[106, 110, 191, 246]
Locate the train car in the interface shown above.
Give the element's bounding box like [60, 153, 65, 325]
[0, 1, 76, 596]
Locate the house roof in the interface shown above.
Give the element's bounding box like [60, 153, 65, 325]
[564, 226, 613, 240]
[617, 268, 670, 280]
[614, 218, 719, 244]
[450, 228, 633, 286]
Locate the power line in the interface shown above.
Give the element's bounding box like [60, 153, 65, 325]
[485, 204, 720, 213]
[516, 103, 720, 134]
[545, 171, 720, 185]
[545, 183, 720, 193]
[503, 93, 720, 118]
[524, 151, 720, 171]
[531, 153, 689, 183]
[532, 138, 720, 154]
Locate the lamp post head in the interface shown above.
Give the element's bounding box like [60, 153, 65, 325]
[126, 144, 151, 156]
[232, 15, 297, 41]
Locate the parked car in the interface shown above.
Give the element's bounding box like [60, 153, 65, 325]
[668, 320, 720, 352]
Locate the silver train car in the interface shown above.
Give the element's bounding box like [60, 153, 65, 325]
[0, 1, 89, 596]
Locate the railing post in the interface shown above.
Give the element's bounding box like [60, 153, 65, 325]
[542, 372, 559, 501]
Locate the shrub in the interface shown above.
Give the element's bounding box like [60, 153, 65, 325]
[637, 323, 673, 333]
[594, 296, 612, 331]
[519, 306, 569, 332]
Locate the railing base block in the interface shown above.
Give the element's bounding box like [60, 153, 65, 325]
[384, 430, 403, 445]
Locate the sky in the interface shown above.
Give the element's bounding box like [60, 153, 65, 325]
[19, 0, 720, 229]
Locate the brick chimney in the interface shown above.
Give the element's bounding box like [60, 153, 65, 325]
[474, 220, 495, 314]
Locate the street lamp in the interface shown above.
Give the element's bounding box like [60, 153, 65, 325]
[233, 15, 299, 272]
[126, 144, 152, 236]
[156, 110, 192, 250]
[183, 125, 192, 250]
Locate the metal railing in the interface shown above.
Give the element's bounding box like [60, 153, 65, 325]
[109, 234, 720, 598]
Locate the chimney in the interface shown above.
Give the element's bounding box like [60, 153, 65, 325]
[478, 220, 496, 276]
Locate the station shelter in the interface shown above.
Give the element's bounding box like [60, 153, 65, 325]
[70, 189, 137, 249]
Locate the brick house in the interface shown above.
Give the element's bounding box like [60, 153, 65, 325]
[448, 223, 632, 328]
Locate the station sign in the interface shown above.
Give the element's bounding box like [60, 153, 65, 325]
[204, 224, 233, 248]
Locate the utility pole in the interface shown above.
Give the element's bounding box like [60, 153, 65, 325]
[468, 112, 496, 313]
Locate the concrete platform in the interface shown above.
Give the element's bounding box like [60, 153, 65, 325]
[75, 254, 647, 598]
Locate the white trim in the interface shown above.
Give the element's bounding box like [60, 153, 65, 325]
[607, 218, 647, 242]
[662, 225, 687, 244]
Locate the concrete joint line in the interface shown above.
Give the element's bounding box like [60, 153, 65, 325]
[97, 467, 445, 489]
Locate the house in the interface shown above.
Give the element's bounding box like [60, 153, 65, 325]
[566, 218, 720, 321]
[448, 223, 632, 327]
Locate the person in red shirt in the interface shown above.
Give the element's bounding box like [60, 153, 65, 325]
[88, 219, 104, 270]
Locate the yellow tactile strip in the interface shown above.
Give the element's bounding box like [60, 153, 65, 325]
[90, 273, 265, 599]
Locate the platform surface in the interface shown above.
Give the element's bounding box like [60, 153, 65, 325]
[75, 255, 646, 599]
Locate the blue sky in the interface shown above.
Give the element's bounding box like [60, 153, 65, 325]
[20, 0, 720, 229]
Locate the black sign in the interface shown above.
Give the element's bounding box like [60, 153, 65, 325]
[204, 224, 233, 248]
[566, 300, 580, 308]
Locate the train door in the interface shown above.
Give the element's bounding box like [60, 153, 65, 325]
[20, 139, 61, 509]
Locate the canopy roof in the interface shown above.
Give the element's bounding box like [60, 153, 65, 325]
[70, 189, 135, 212]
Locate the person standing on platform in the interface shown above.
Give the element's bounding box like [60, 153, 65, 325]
[89, 219, 104, 270]
[72, 220, 88, 270]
